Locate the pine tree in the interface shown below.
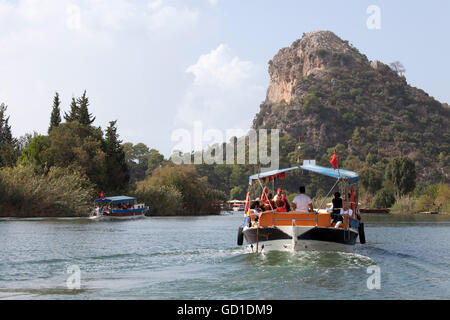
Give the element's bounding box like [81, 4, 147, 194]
[48, 92, 62, 133]
[64, 97, 79, 122]
[104, 120, 129, 190]
[77, 90, 95, 125]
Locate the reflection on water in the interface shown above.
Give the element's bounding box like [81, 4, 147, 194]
[0, 212, 449, 299]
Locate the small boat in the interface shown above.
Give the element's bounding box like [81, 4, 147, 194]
[91, 196, 149, 220]
[236, 161, 366, 253]
[227, 200, 246, 212]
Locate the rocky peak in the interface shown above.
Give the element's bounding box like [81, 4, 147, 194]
[253, 30, 449, 183]
[266, 30, 368, 105]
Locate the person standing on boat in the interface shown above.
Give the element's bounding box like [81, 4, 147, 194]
[291, 186, 314, 212]
[331, 192, 344, 224]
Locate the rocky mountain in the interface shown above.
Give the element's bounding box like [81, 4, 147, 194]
[253, 30, 450, 183]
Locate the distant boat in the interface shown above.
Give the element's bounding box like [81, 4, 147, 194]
[227, 200, 246, 212]
[360, 208, 390, 214]
[90, 196, 149, 220]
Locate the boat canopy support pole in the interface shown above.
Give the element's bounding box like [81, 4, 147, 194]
[317, 178, 341, 211]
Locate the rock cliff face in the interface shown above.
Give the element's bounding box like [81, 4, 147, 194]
[266, 31, 364, 105]
[254, 30, 450, 182]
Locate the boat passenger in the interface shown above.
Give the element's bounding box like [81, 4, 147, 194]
[335, 204, 353, 228]
[250, 201, 261, 222]
[268, 193, 275, 209]
[291, 186, 314, 212]
[273, 188, 283, 202]
[281, 194, 291, 212]
[331, 192, 344, 224]
[275, 199, 286, 212]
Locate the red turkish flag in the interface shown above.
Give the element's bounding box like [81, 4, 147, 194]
[330, 151, 338, 170]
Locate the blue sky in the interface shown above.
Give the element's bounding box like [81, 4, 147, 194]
[1, 0, 449, 156]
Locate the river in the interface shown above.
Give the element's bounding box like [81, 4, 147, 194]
[0, 212, 449, 299]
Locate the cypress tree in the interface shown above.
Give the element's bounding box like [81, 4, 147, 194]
[77, 90, 95, 125]
[0, 103, 17, 167]
[104, 120, 129, 190]
[64, 97, 79, 122]
[48, 92, 62, 133]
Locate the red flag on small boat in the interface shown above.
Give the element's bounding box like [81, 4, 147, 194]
[330, 151, 338, 170]
[244, 192, 250, 215]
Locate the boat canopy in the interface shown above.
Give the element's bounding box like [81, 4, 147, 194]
[94, 196, 136, 204]
[248, 164, 359, 185]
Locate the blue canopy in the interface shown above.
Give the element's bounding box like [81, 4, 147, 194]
[94, 196, 136, 204]
[248, 164, 358, 185]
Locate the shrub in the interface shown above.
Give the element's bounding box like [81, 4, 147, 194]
[135, 164, 225, 215]
[391, 196, 417, 213]
[374, 188, 396, 208]
[0, 165, 94, 216]
[134, 183, 183, 216]
[414, 184, 450, 213]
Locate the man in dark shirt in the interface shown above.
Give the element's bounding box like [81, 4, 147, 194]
[331, 192, 343, 223]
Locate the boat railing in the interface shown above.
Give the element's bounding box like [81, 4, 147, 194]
[256, 211, 325, 227]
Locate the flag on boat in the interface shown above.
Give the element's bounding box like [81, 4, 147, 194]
[330, 151, 338, 170]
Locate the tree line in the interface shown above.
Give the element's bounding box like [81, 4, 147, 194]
[0, 92, 226, 216]
[0, 91, 448, 216]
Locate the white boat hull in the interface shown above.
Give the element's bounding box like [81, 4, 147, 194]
[89, 213, 147, 221]
[242, 225, 359, 253]
[245, 239, 354, 253]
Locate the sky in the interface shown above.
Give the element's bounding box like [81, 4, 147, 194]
[1, 0, 449, 156]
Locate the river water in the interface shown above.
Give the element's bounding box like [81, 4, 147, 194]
[0, 212, 449, 300]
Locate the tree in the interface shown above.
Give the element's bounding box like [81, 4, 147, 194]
[19, 135, 49, 167]
[104, 120, 129, 191]
[385, 157, 416, 196]
[77, 90, 95, 125]
[374, 188, 396, 208]
[44, 121, 106, 187]
[48, 92, 62, 133]
[360, 166, 383, 194]
[146, 148, 165, 176]
[389, 61, 406, 77]
[64, 97, 79, 122]
[0, 103, 17, 167]
[122, 142, 152, 184]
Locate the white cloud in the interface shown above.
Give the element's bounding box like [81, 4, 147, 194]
[146, 3, 199, 32]
[186, 44, 253, 88]
[148, 0, 163, 11]
[207, 0, 219, 6]
[66, 4, 81, 30]
[0, 0, 207, 156]
[175, 44, 265, 149]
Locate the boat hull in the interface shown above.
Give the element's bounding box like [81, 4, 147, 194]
[98, 213, 146, 220]
[242, 225, 358, 253]
[91, 207, 149, 220]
